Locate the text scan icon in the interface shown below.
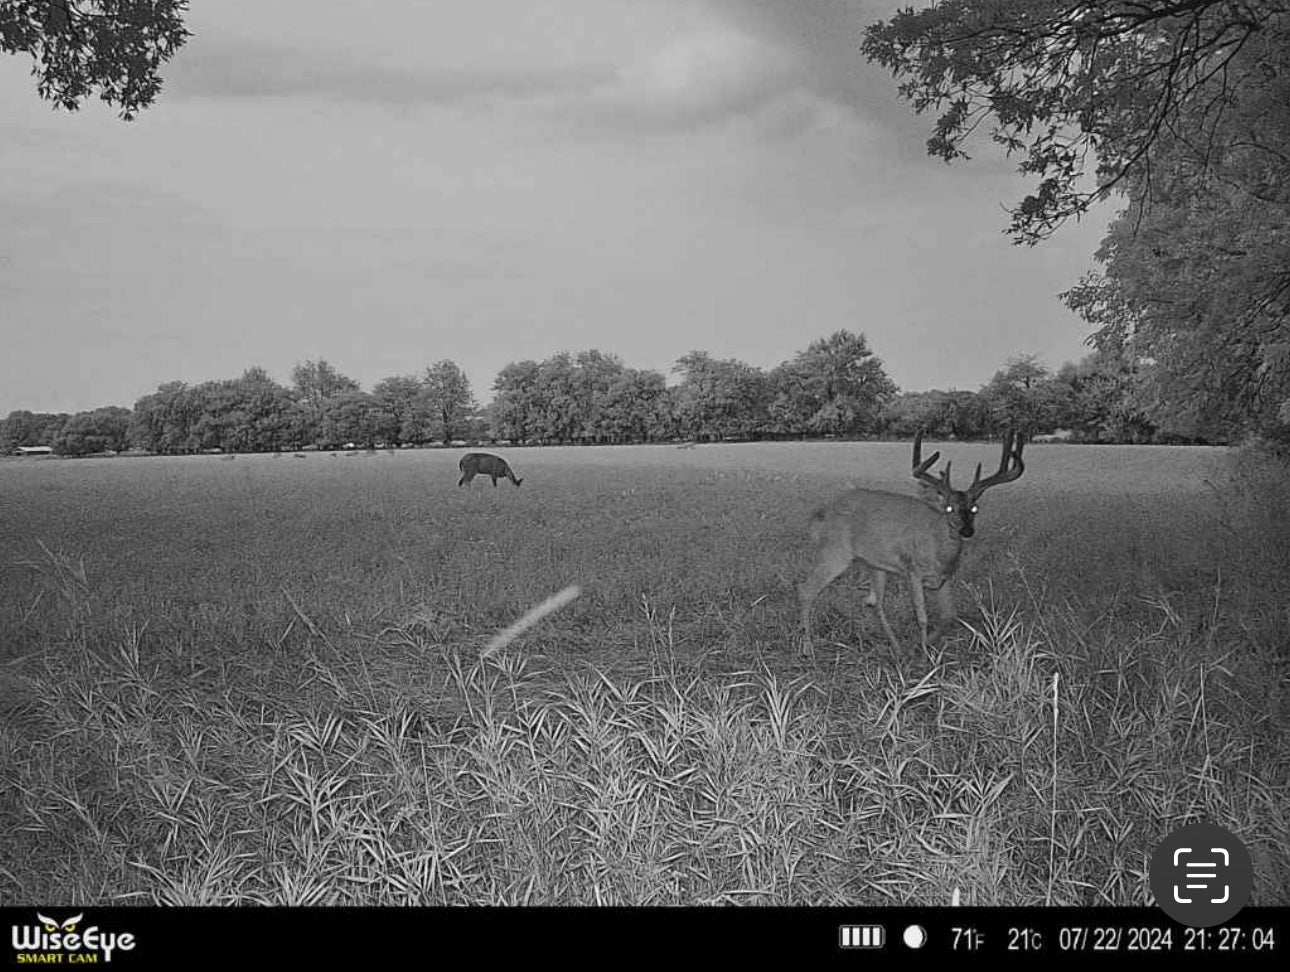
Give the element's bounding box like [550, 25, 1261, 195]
[1149, 822, 1252, 926]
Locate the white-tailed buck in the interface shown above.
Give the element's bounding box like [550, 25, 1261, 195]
[458, 452, 524, 488]
[799, 431, 1025, 655]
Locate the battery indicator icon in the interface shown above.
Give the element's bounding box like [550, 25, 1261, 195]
[839, 924, 885, 949]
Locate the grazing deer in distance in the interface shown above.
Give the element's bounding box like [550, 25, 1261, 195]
[798, 431, 1025, 656]
[458, 452, 524, 488]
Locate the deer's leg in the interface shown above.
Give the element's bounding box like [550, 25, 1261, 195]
[458, 473, 468, 486]
[867, 569, 902, 652]
[908, 575, 930, 648]
[798, 541, 853, 656]
[931, 582, 956, 639]
[491, 475, 498, 487]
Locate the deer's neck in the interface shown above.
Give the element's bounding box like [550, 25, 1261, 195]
[936, 530, 965, 575]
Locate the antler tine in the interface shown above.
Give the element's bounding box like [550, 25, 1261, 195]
[911, 430, 945, 488]
[971, 430, 1026, 494]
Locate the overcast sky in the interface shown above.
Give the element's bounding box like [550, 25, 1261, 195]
[0, 0, 1114, 415]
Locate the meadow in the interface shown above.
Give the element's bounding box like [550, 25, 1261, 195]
[0, 442, 1286, 906]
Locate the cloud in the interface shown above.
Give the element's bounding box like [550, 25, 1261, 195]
[161, 4, 880, 141]
[513, 27, 861, 139]
[611, 31, 792, 117]
[165, 36, 610, 105]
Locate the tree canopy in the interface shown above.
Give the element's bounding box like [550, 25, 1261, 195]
[864, 1, 1290, 443]
[863, 1, 1289, 242]
[1, 0, 190, 119]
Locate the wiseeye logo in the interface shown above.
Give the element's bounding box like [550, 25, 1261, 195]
[10, 912, 137, 964]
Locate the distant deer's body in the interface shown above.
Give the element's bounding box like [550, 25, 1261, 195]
[799, 432, 1025, 655]
[458, 452, 523, 488]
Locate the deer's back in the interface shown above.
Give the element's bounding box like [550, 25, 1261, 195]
[810, 488, 956, 578]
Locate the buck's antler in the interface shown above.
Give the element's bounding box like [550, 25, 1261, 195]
[912, 430, 953, 492]
[968, 431, 1025, 496]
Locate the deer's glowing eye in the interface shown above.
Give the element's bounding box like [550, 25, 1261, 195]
[945, 506, 953, 513]
[971, 506, 978, 513]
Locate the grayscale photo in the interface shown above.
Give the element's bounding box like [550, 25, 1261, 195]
[1, 0, 1287, 948]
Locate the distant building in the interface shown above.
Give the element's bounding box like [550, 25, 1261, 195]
[1033, 429, 1075, 443]
[15, 446, 53, 456]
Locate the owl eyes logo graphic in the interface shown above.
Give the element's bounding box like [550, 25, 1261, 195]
[36, 913, 83, 933]
[11, 911, 136, 962]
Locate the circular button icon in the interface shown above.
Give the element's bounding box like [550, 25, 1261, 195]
[1149, 822, 1252, 926]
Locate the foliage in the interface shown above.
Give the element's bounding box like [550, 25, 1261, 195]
[490, 360, 541, 443]
[290, 359, 360, 449]
[421, 360, 477, 445]
[863, 1, 1290, 445]
[131, 370, 299, 454]
[52, 405, 130, 455]
[767, 330, 896, 436]
[1, 339, 1223, 456]
[370, 375, 425, 448]
[490, 352, 672, 444]
[1062, 143, 1290, 441]
[671, 351, 770, 441]
[863, 1, 1288, 243]
[1, 0, 190, 119]
[979, 354, 1067, 435]
[881, 389, 991, 439]
[319, 389, 382, 449]
[1052, 348, 1157, 443]
[0, 409, 69, 451]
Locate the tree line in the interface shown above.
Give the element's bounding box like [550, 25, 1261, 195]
[2, 332, 1182, 457]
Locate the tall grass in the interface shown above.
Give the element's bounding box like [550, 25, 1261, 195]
[0, 443, 1285, 904]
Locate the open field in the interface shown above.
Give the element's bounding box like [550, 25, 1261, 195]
[1, 442, 1287, 905]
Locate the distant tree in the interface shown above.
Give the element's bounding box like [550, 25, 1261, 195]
[460, 410, 491, 444]
[599, 368, 671, 443]
[131, 381, 190, 453]
[1054, 347, 1157, 443]
[421, 360, 476, 444]
[1, 410, 38, 450]
[979, 355, 1065, 435]
[880, 391, 947, 438]
[187, 381, 244, 452]
[1, 0, 191, 120]
[291, 358, 359, 404]
[671, 351, 769, 440]
[490, 360, 540, 443]
[52, 405, 131, 455]
[0, 409, 68, 451]
[284, 400, 318, 451]
[319, 389, 381, 449]
[231, 367, 295, 451]
[528, 352, 581, 443]
[291, 359, 359, 448]
[571, 350, 627, 443]
[768, 331, 896, 437]
[129, 371, 293, 454]
[940, 390, 991, 439]
[371, 375, 424, 447]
